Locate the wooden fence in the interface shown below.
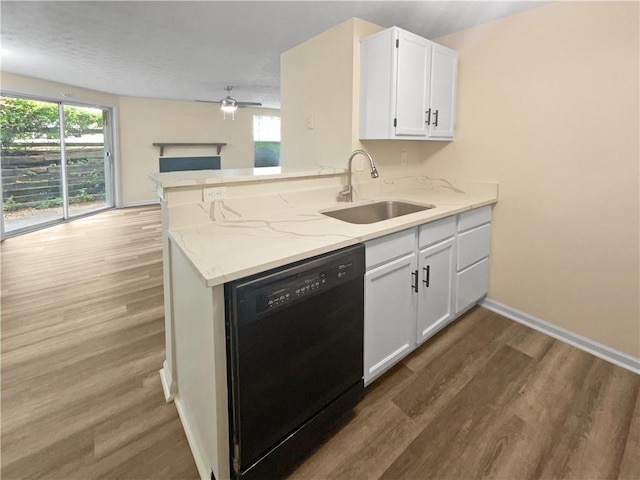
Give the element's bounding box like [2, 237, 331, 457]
[1, 147, 106, 209]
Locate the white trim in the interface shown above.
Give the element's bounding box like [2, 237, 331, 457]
[120, 199, 160, 208]
[109, 105, 122, 208]
[481, 298, 640, 375]
[159, 365, 175, 402]
[174, 395, 210, 480]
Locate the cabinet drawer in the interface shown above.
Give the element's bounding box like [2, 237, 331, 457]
[457, 205, 491, 232]
[366, 228, 416, 270]
[418, 216, 455, 249]
[455, 257, 489, 313]
[457, 223, 490, 271]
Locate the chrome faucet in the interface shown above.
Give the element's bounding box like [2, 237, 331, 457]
[339, 150, 379, 202]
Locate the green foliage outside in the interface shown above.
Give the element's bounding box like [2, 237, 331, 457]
[0, 96, 103, 148]
[255, 141, 280, 168]
[35, 197, 63, 210]
[4, 195, 19, 211]
[74, 188, 94, 203]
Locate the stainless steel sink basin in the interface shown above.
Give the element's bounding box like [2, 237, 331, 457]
[322, 201, 435, 224]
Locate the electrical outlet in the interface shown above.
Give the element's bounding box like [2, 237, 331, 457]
[203, 186, 227, 201]
[400, 151, 407, 166]
[306, 115, 314, 129]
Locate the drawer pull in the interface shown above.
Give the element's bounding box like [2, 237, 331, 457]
[423, 266, 430, 287]
[412, 270, 419, 293]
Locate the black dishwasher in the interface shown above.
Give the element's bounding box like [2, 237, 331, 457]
[224, 243, 365, 480]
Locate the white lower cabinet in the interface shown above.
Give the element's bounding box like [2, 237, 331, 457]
[364, 252, 417, 385]
[455, 206, 492, 314]
[364, 206, 492, 386]
[417, 238, 455, 345]
[456, 257, 489, 313]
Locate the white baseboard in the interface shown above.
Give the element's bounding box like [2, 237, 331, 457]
[174, 395, 211, 480]
[481, 298, 640, 375]
[119, 199, 160, 208]
[159, 366, 175, 402]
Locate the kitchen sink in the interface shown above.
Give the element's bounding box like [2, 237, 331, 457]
[322, 200, 435, 224]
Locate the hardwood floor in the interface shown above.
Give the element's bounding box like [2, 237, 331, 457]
[289, 308, 640, 480]
[2, 206, 638, 480]
[1, 206, 199, 480]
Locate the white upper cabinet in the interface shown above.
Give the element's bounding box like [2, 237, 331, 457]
[359, 27, 458, 141]
[429, 43, 458, 139]
[395, 30, 431, 136]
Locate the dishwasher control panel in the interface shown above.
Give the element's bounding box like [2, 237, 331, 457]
[227, 244, 365, 322]
[256, 259, 357, 314]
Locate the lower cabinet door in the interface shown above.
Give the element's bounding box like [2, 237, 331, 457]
[456, 257, 489, 314]
[364, 253, 417, 385]
[417, 238, 455, 345]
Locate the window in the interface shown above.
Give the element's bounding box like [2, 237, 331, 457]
[253, 115, 280, 167]
[0, 94, 115, 238]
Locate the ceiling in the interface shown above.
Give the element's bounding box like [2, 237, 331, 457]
[0, 1, 548, 108]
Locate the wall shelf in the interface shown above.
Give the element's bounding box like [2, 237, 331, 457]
[152, 142, 227, 156]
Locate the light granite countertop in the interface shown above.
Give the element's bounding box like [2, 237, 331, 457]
[168, 178, 499, 287]
[149, 165, 347, 188]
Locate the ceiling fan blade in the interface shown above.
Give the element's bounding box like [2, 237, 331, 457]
[237, 102, 263, 108]
[195, 99, 222, 104]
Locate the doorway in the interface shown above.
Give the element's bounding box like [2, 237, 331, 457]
[0, 95, 115, 238]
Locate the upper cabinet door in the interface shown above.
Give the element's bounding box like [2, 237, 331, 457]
[428, 44, 458, 140]
[359, 26, 458, 141]
[395, 30, 431, 137]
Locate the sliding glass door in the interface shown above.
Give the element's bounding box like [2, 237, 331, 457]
[0, 95, 115, 238]
[64, 104, 113, 217]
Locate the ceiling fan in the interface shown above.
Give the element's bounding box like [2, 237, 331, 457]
[197, 85, 262, 118]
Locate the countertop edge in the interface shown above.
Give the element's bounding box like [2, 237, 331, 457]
[169, 196, 497, 289]
[149, 166, 348, 188]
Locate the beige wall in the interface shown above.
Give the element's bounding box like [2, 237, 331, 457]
[0, 72, 119, 107]
[424, 2, 640, 357]
[280, 18, 427, 178]
[0, 73, 279, 205]
[280, 19, 357, 169]
[118, 97, 279, 204]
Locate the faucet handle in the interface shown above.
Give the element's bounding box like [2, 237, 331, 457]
[338, 186, 353, 202]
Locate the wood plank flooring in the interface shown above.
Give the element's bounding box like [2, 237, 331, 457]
[289, 309, 640, 480]
[2, 205, 639, 480]
[1, 206, 199, 480]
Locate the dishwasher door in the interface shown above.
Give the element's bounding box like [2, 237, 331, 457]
[225, 244, 365, 479]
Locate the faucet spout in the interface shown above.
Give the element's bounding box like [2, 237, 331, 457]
[339, 150, 379, 202]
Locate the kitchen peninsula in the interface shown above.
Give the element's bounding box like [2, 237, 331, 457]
[150, 166, 498, 480]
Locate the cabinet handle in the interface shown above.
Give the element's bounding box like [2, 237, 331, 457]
[433, 110, 439, 127]
[412, 270, 419, 293]
[425, 108, 431, 126]
[423, 266, 430, 287]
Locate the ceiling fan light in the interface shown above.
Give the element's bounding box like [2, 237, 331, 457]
[220, 97, 237, 113]
[220, 104, 238, 113]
